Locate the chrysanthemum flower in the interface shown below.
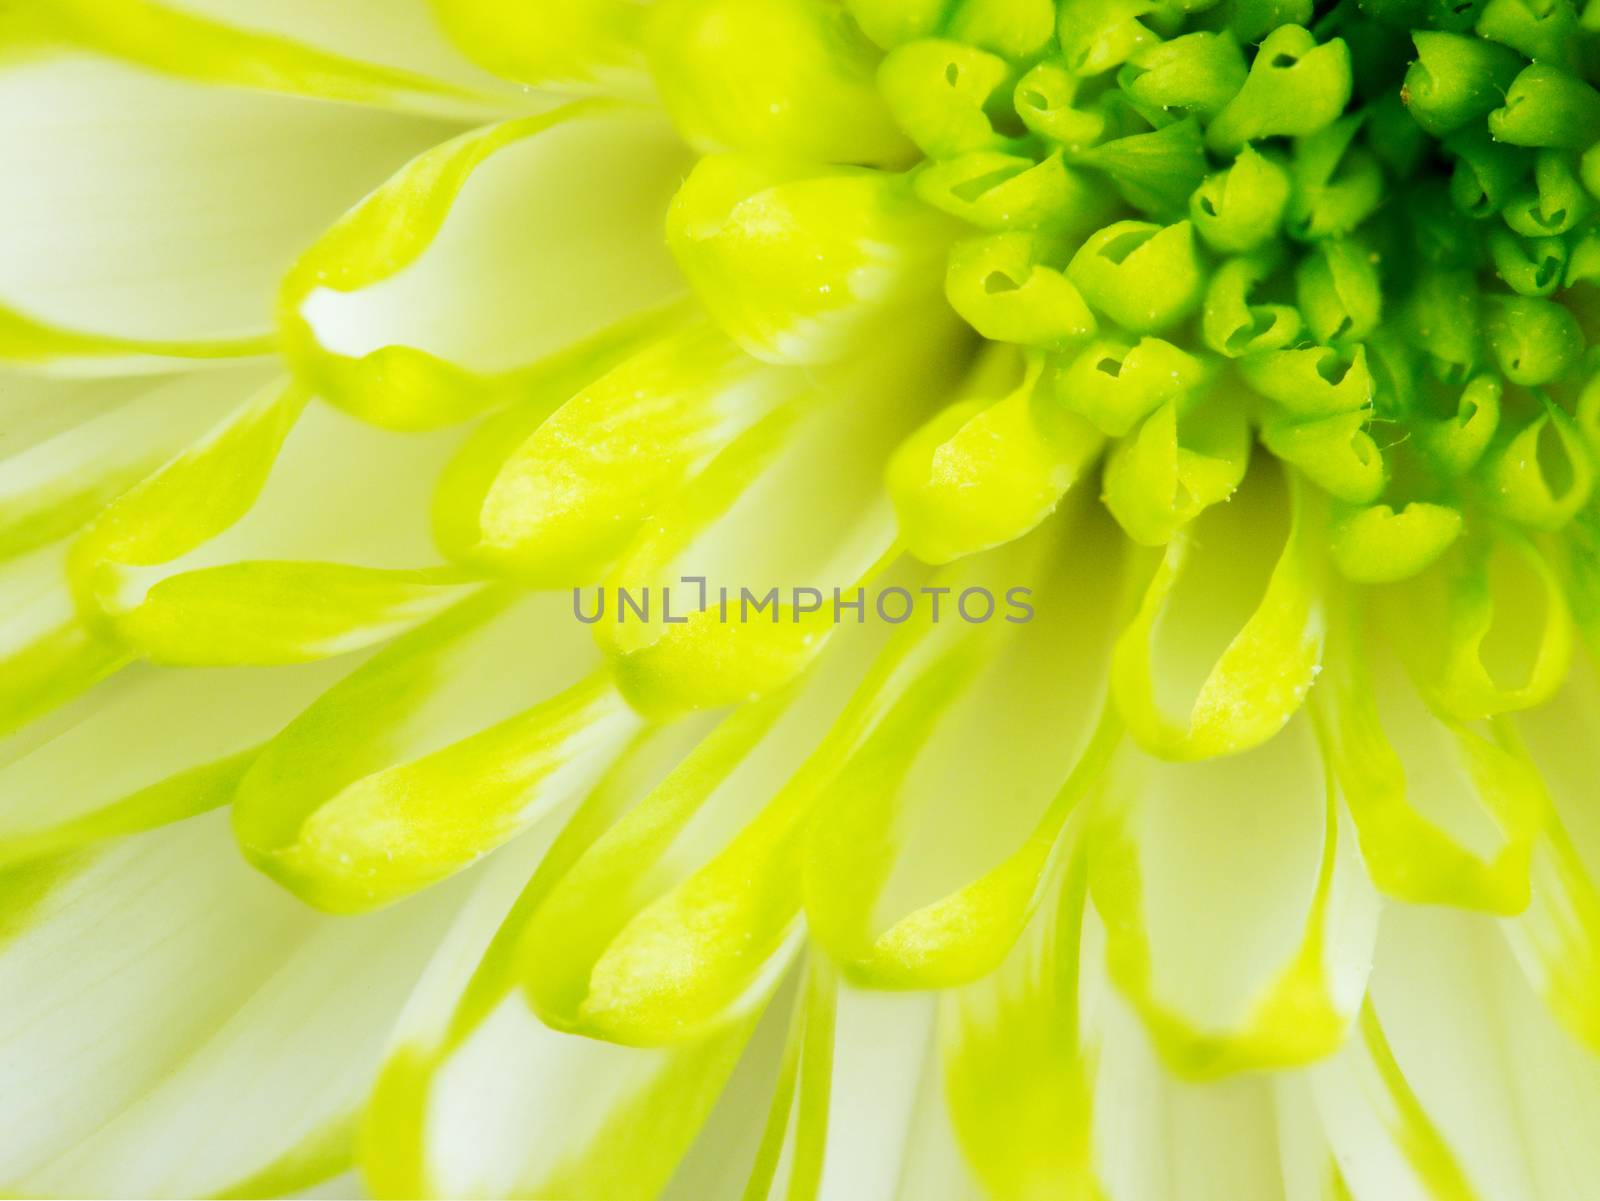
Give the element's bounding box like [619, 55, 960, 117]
[3, 0, 1599, 1196]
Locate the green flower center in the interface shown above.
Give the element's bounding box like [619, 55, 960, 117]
[856, 0, 1599, 576]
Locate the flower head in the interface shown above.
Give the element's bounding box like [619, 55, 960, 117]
[2, 0, 1599, 1198]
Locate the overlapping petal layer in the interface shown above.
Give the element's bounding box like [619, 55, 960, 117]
[1, 0, 1599, 1197]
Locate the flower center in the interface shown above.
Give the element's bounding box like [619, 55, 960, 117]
[869, 0, 1599, 573]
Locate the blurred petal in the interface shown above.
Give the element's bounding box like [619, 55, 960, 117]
[70, 388, 478, 665]
[595, 336, 965, 717]
[0, 53, 456, 373]
[743, 959, 949, 1201]
[803, 506, 1121, 988]
[283, 103, 693, 428]
[1505, 656, 1600, 1051]
[648, 0, 914, 166]
[362, 811, 763, 1200]
[433, 322, 807, 584]
[431, 0, 654, 94]
[1089, 972, 1289, 1201]
[232, 590, 639, 911]
[1378, 531, 1575, 723]
[13, 0, 532, 117]
[1311, 905, 1600, 1201]
[942, 847, 1098, 1201]
[1088, 713, 1379, 1077]
[0, 656, 363, 865]
[1321, 591, 1543, 913]
[0, 365, 272, 559]
[666, 155, 957, 366]
[513, 615, 890, 1045]
[0, 538, 126, 737]
[0, 811, 476, 1197]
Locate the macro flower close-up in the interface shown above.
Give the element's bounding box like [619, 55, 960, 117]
[3, 0, 1600, 1197]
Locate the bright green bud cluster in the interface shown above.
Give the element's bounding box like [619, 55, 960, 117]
[859, 0, 1600, 579]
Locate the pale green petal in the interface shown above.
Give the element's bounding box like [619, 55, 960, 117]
[433, 322, 806, 585]
[942, 847, 1098, 1201]
[0, 365, 272, 560]
[1311, 906, 1600, 1201]
[1274, 1078, 1356, 1201]
[887, 353, 1104, 565]
[666, 155, 958, 365]
[595, 339, 962, 716]
[12, 0, 532, 117]
[0, 656, 363, 866]
[1320, 590, 1542, 913]
[361, 817, 761, 1200]
[15, 823, 477, 1198]
[0, 53, 455, 372]
[0, 539, 127, 737]
[1378, 533, 1575, 722]
[1101, 393, 1252, 547]
[71, 388, 477, 665]
[0, 811, 475, 1195]
[1089, 714, 1379, 1077]
[1087, 942, 1290, 1201]
[232, 591, 639, 912]
[1504, 656, 1600, 1051]
[511, 616, 892, 1045]
[1112, 462, 1326, 760]
[430, 0, 654, 94]
[657, 972, 801, 1201]
[283, 103, 694, 429]
[803, 508, 1121, 988]
[648, 0, 915, 167]
[0, 812, 314, 1187]
[742, 960, 950, 1201]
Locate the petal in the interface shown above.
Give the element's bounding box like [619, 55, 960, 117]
[512, 614, 892, 1045]
[1311, 905, 1600, 1201]
[1088, 973, 1290, 1201]
[1320, 590, 1543, 913]
[647, 0, 915, 167]
[1112, 461, 1327, 760]
[1088, 713, 1380, 1077]
[0, 810, 479, 1196]
[1504, 656, 1600, 1051]
[742, 958, 950, 1201]
[283, 103, 692, 430]
[70, 387, 478, 665]
[887, 351, 1105, 565]
[432, 321, 807, 584]
[0, 538, 126, 736]
[1377, 531, 1575, 722]
[666, 155, 958, 366]
[362, 815, 765, 1200]
[0, 53, 457, 373]
[594, 337, 964, 717]
[16, 0, 533, 117]
[942, 848, 1098, 1201]
[232, 590, 639, 912]
[0, 365, 272, 560]
[0, 655, 363, 865]
[802, 506, 1122, 988]
[430, 0, 654, 94]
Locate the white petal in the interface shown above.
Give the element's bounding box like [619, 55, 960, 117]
[1088, 946, 1288, 1201]
[0, 54, 459, 371]
[284, 105, 694, 428]
[1312, 904, 1600, 1201]
[1089, 714, 1380, 1076]
[0, 655, 366, 862]
[71, 0, 535, 115]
